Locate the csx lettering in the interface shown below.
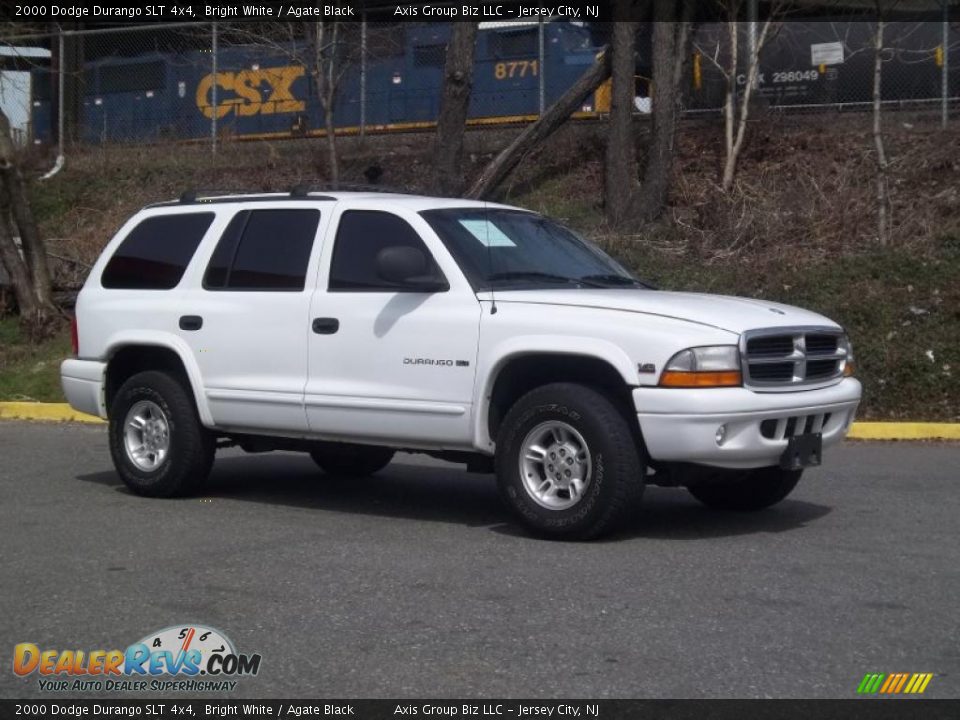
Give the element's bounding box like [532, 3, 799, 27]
[196, 65, 304, 118]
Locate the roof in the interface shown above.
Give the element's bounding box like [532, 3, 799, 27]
[146, 190, 522, 213]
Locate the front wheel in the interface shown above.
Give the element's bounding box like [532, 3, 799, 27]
[687, 467, 803, 511]
[495, 383, 644, 540]
[310, 443, 395, 477]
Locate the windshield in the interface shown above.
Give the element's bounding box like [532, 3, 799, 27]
[420, 208, 645, 291]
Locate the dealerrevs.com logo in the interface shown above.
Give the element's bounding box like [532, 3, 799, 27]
[13, 624, 261, 693]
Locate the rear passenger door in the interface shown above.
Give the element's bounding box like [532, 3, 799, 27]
[179, 203, 332, 433]
[304, 206, 482, 448]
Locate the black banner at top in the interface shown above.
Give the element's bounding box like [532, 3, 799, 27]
[2, 0, 958, 24]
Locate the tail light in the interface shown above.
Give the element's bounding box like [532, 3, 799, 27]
[70, 315, 78, 356]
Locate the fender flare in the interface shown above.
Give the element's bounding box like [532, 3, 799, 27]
[472, 336, 639, 451]
[103, 332, 214, 428]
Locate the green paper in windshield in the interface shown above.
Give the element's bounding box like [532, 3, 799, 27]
[458, 219, 517, 247]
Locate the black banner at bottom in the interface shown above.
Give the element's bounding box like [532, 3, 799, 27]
[1, 700, 958, 720]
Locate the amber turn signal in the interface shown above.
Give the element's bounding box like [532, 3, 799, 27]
[659, 370, 742, 388]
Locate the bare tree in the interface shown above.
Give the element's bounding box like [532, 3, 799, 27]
[696, 2, 780, 191]
[435, 23, 479, 196]
[636, 0, 693, 222]
[307, 21, 342, 189]
[467, 50, 611, 200]
[873, 17, 890, 246]
[603, 14, 642, 228]
[223, 21, 356, 187]
[0, 109, 57, 334]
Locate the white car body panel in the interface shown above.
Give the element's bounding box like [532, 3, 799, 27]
[62, 192, 862, 470]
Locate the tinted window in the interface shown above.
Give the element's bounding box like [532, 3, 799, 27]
[204, 209, 320, 291]
[329, 211, 443, 291]
[101, 213, 214, 290]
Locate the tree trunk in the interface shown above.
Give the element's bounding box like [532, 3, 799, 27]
[0, 108, 56, 335]
[435, 22, 479, 196]
[636, 0, 692, 222]
[603, 19, 641, 228]
[310, 21, 340, 189]
[721, 17, 773, 191]
[873, 20, 889, 246]
[0, 200, 40, 321]
[467, 49, 611, 200]
[0, 110, 54, 308]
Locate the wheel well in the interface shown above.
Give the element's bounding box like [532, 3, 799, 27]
[105, 345, 192, 412]
[487, 354, 638, 441]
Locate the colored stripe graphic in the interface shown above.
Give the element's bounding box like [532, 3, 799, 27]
[858, 672, 932, 694]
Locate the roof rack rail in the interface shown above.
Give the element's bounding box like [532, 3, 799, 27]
[179, 188, 280, 203]
[289, 183, 416, 196]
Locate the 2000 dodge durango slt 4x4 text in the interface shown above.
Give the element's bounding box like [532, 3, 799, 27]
[61, 190, 862, 539]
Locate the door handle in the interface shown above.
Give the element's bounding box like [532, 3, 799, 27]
[312, 317, 339, 334]
[179, 315, 203, 331]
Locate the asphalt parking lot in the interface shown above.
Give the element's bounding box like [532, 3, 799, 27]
[1, 420, 957, 699]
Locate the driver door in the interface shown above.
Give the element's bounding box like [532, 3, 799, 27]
[304, 205, 482, 448]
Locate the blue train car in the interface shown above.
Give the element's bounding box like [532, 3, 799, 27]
[31, 21, 606, 145]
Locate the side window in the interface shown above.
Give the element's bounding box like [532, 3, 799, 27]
[204, 209, 320, 291]
[328, 210, 444, 292]
[101, 212, 214, 290]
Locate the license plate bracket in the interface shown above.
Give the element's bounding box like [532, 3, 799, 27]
[780, 433, 823, 470]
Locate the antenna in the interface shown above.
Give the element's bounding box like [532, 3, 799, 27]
[485, 201, 497, 315]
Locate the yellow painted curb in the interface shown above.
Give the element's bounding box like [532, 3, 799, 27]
[0, 403, 958, 439]
[846, 422, 960, 440]
[0, 402, 105, 424]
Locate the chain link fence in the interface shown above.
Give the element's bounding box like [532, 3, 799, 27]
[0, 19, 956, 156]
[686, 20, 958, 118]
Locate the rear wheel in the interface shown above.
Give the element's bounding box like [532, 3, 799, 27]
[310, 443, 395, 476]
[687, 467, 802, 511]
[495, 383, 644, 540]
[108, 370, 215, 497]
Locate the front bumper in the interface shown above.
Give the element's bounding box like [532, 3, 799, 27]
[634, 377, 862, 469]
[61, 359, 107, 419]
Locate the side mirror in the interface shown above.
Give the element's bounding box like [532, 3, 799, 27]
[375, 246, 447, 292]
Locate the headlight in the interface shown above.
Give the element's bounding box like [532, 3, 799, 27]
[659, 346, 742, 388]
[841, 335, 855, 377]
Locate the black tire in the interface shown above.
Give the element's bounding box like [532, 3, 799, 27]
[108, 370, 215, 498]
[687, 467, 803, 511]
[495, 383, 644, 540]
[310, 443, 395, 476]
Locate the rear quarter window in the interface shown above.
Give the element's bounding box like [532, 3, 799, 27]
[101, 213, 215, 290]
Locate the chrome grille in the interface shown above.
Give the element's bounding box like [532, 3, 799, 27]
[741, 327, 847, 390]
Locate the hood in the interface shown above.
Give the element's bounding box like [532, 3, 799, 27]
[481, 289, 840, 335]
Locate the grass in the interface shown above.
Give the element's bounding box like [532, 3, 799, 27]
[0, 317, 72, 403]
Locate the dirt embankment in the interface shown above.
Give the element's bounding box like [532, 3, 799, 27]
[16, 113, 960, 419]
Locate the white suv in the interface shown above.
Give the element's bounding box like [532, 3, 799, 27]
[62, 190, 861, 539]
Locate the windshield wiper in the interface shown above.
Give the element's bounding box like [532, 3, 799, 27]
[486, 271, 581, 285]
[579, 274, 650, 288]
